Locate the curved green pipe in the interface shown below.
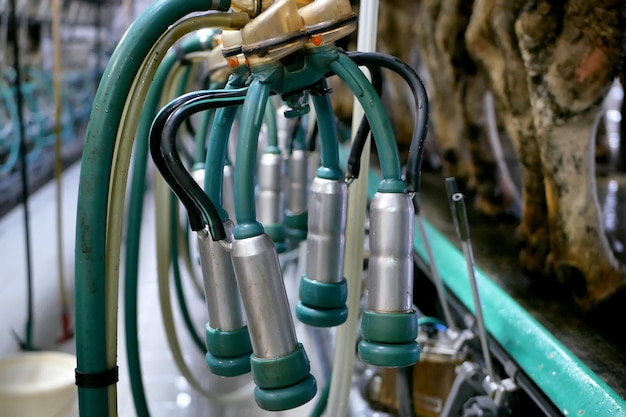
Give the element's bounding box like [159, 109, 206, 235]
[292, 111, 308, 151]
[75, 2, 229, 416]
[193, 80, 225, 166]
[264, 94, 278, 148]
[124, 33, 214, 417]
[204, 70, 248, 221]
[329, 53, 403, 189]
[193, 107, 215, 165]
[310, 87, 342, 180]
[233, 77, 272, 239]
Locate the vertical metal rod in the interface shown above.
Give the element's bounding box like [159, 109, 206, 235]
[446, 181, 496, 381]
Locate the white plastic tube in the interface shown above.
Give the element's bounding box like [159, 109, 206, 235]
[104, 13, 249, 415]
[325, 0, 379, 415]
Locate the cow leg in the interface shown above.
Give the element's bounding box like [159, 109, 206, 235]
[461, 72, 513, 217]
[415, 0, 471, 182]
[466, 0, 550, 275]
[516, 0, 626, 310]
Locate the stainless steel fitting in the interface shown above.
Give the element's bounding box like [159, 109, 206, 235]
[257, 151, 284, 226]
[230, 233, 298, 358]
[306, 177, 347, 283]
[222, 163, 236, 222]
[196, 221, 246, 330]
[286, 149, 309, 214]
[367, 192, 415, 312]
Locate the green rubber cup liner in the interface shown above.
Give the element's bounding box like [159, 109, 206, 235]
[360, 310, 418, 343]
[254, 373, 317, 411]
[296, 301, 348, 327]
[284, 211, 308, 241]
[263, 223, 288, 253]
[205, 325, 252, 376]
[205, 324, 253, 357]
[285, 226, 308, 242]
[250, 343, 312, 389]
[284, 210, 308, 230]
[264, 223, 286, 245]
[358, 339, 420, 368]
[205, 351, 252, 377]
[234, 222, 265, 240]
[299, 276, 348, 308]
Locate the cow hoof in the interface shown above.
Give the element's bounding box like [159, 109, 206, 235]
[552, 261, 626, 312]
[552, 264, 588, 298]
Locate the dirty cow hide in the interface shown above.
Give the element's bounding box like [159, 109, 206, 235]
[425, 0, 626, 311]
[414, 0, 523, 217]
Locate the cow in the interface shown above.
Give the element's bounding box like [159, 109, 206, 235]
[448, 0, 626, 311]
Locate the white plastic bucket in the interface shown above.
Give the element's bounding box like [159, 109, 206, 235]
[0, 351, 78, 417]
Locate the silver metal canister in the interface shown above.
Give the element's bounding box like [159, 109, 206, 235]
[196, 221, 246, 330]
[306, 176, 347, 284]
[257, 151, 284, 225]
[286, 149, 309, 214]
[367, 192, 414, 312]
[231, 233, 298, 358]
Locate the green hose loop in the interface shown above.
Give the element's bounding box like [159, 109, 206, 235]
[329, 53, 403, 184]
[76, 4, 234, 416]
[310, 86, 342, 180]
[204, 70, 248, 222]
[193, 80, 225, 166]
[233, 77, 273, 239]
[124, 32, 212, 417]
[264, 95, 279, 148]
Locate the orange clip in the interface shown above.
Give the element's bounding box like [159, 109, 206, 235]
[312, 35, 323, 46]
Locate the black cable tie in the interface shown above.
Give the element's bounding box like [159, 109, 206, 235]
[75, 366, 119, 389]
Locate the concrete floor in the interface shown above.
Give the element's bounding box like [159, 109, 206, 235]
[0, 161, 328, 416]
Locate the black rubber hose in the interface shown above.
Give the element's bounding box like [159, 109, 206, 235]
[344, 61, 384, 180]
[149, 89, 246, 238]
[346, 51, 429, 193]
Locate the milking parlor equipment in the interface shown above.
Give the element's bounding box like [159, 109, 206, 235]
[72, 0, 626, 416]
[74, 0, 427, 413]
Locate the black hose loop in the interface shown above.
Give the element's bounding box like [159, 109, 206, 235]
[149, 89, 247, 239]
[345, 51, 429, 193]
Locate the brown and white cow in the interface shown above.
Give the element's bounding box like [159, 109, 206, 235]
[415, 0, 626, 310]
[332, 0, 626, 309]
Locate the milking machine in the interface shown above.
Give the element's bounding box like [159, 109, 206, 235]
[75, 0, 421, 412]
[73, 0, 626, 416]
